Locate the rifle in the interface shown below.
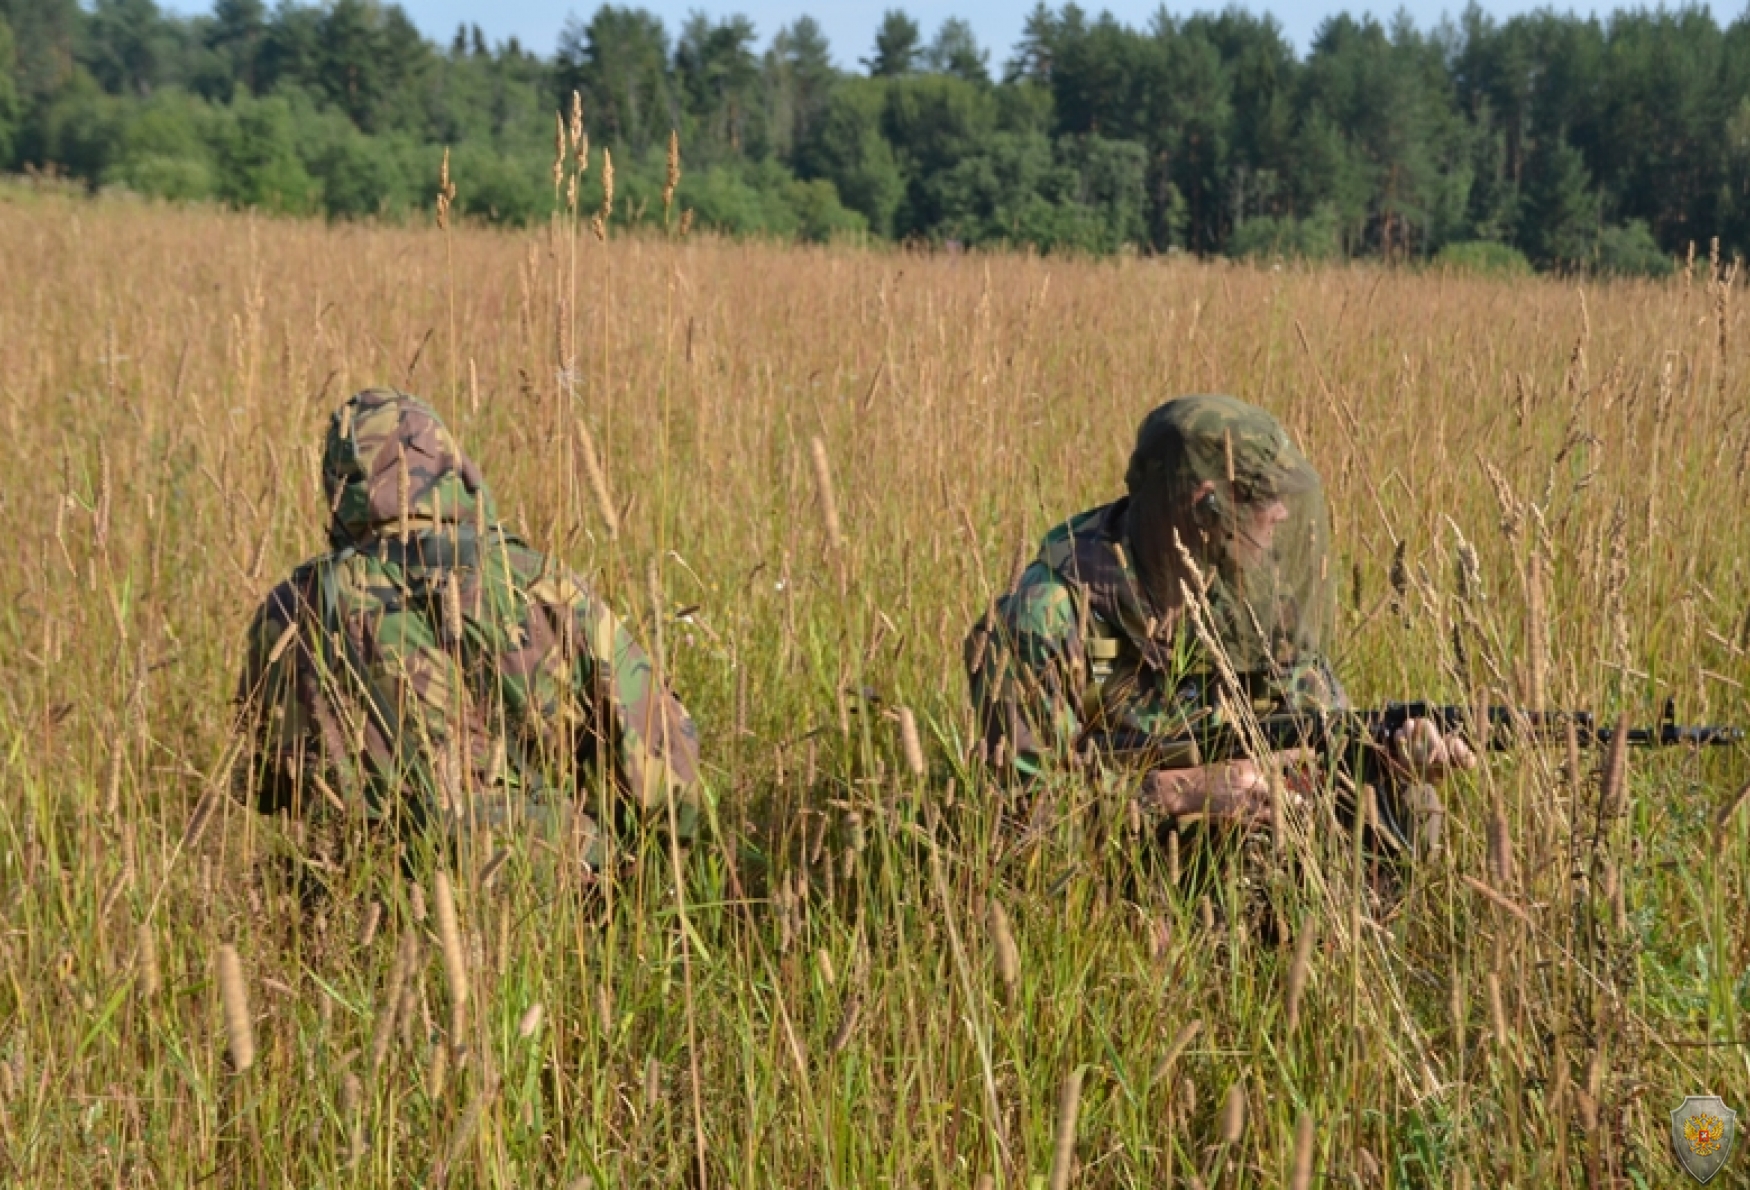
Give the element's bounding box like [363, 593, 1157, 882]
[1079, 698, 1742, 848]
[1079, 698, 1743, 770]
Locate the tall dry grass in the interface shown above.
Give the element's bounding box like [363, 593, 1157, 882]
[0, 181, 1746, 1185]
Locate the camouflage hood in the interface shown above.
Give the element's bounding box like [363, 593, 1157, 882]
[322, 388, 497, 549]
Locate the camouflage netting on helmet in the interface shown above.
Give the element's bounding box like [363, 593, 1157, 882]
[1124, 394, 1335, 701]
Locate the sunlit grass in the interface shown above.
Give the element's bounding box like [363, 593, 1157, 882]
[0, 183, 1745, 1185]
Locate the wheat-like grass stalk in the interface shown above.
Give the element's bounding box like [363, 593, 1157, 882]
[1487, 803, 1514, 888]
[435, 147, 457, 231]
[826, 992, 861, 1056]
[897, 707, 925, 778]
[340, 1071, 364, 1166]
[1486, 971, 1509, 1060]
[663, 130, 680, 227]
[987, 898, 1020, 1002]
[136, 921, 159, 999]
[1285, 921, 1315, 1033]
[1289, 1111, 1315, 1190]
[576, 418, 619, 539]
[1599, 711, 1631, 822]
[808, 436, 844, 552]
[371, 931, 417, 1076]
[1151, 1018, 1201, 1085]
[432, 1076, 493, 1185]
[427, 1036, 448, 1101]
[1048, 1065, 1084, 1190]
[1219, 1082, 1247, 1143]
[217, 943, 254, 1073]
[433, 871, 468, 1042]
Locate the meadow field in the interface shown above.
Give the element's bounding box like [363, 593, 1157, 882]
[0, 182, 1747, 1187]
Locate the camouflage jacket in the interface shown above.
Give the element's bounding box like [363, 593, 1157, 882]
[965, 499, 1345, 780]
[234, 389, 699, 854]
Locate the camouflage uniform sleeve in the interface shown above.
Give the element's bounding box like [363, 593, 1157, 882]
[965, 561, 1087, 780]
[565, 581, 702, 838]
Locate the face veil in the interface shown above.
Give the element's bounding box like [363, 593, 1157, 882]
[1200, 462, 1334, 684]
[1123, 395, 1337, 699]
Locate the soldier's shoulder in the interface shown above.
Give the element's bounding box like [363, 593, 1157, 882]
[1036, 502, 1119, 570]
[1004, 562, 1078, 639]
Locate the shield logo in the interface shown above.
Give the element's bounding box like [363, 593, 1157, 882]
[1672, 1095, 1738, 1183]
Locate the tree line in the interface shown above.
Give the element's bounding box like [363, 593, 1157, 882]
[2, 0, 1748, 271]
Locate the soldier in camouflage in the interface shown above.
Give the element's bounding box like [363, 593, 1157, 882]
[234, 388, 699, 866]
[966, 393, 1471, 834]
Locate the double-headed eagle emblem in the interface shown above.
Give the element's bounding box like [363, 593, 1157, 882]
[1672, 1095, 1738, 1183]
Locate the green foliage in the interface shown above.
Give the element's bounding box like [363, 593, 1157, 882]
[3, 0, 1749, 265]
[796, 79, 903, 236]
[102, 87, 219, 200]
[1229, 203, 1343, 261]
[0, 17, 20, 164]
[1433, 240, 1534, 277]
[304, 116, 415, 219]
[1518, 138, 1599, 268]
[213, 93, 319, 214]
[1594, 220, 1673, 277]
[866, 10, 920, 78]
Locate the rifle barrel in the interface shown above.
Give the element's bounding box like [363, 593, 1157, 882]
[1079, 702, 1741, 765]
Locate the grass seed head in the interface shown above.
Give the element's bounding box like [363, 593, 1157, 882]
[1487, 805, 1514, 888]
[1290, 1112, 1315, 1190]
[136, 921, 159, 999]
[1048, 1066, 1084, 1190]
[434, 871, 469, 1041]
[371, 932, 417, 1076]
[551, 111, 565, 194]
[1152, 1019, 1202, 1086]
[987, 899, 1020, 1000]
[808, 436, 844, 551]
[427, 1037, 449, 1101]
[1286, 923, 1315, 1032]
[576, 418, 619, 540]
[1219, 1082, 1247, 1143]
[217, 943, 254, 1073]
[1600, 711, 1631, 819]
[600, 148, 614, 223]
[663, 129, 680, 219]
[897, 707, 925, 777]
[1486, 971, 1509, 1054]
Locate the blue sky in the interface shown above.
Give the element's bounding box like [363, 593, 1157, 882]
[162, 0, 1739, 70]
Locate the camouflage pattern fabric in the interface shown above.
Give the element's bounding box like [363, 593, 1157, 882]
[234, 388, 699, 862]
[965, 498, 1346, 779]
[966, 394, 1342, 781]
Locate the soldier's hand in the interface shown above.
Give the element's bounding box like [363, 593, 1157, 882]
[1390, 717, 1477, 785]
[1138, 752, 1310, 826]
